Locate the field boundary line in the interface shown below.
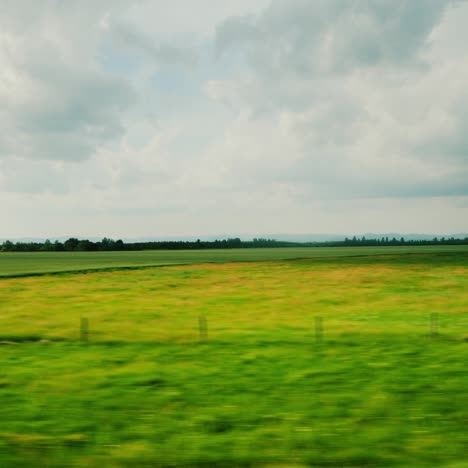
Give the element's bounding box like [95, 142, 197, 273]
[0, 250, 467, 280]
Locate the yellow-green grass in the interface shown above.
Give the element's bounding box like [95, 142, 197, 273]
[0, 252, 467, 466]
[1, 244, 468, 278]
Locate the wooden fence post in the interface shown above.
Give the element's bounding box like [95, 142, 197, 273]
[315, 316, 323, 344]
[430, 313, 439, 337]
[80, 317, 89, 343]
[199, 315, 208, 342]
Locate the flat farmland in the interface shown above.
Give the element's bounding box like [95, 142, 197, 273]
[0, 252, 467, 466]
[1, 244, 468, 277]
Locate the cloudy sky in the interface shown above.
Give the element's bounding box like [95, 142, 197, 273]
[1, 0, 468, 239]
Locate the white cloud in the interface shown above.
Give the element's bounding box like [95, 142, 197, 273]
[0, 1, 134, 162]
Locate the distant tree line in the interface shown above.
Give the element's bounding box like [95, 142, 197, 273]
[1, 236, 468, 252]
[342, 236, 468, 246]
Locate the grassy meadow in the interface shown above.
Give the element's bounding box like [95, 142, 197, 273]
[0, 250, 467, 466]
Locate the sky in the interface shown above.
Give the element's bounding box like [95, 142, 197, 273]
[1, 0, 468, 239]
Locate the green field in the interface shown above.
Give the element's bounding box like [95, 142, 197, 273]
[1, 250, 467, 466]
[1, 245, 468, 277]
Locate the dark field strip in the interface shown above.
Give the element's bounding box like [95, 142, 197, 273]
[1, 245, 468, 278]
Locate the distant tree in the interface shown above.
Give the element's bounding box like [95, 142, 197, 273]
[1, 240, 14, 252]
[64, 238, 80, 251]
[100, 237, 116, 251]
[42, 239, 53, 251]
[77, 240, 96, 251]
[53, 240, 64, 251]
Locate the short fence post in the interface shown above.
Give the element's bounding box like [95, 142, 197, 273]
[315, 316, 323, 344]
[199, 315, 208, 342]
[80, 317, 89, 343]
[430, 313, 438, 337]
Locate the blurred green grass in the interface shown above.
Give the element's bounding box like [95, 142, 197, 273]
[0, 252, 467, 466]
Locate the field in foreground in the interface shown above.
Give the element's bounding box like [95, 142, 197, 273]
[1, 244, 468, 277]
[0, 252, 467, 467]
